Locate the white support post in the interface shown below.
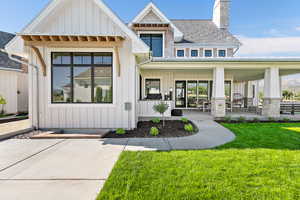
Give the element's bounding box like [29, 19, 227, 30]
[262, 67, 281, 117]
[211, 67, 226, 117]
[244, 81, 254, 107]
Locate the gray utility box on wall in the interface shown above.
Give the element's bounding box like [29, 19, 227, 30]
[125, 102, 132, 111]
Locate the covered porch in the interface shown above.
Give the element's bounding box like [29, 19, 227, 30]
[137, 58, 300, 119]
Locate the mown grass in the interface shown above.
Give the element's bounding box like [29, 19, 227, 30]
[98, 123, 300, 200]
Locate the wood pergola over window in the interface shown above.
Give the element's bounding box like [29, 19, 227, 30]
[20, 34, 125, 77]
[132, 23, 170, 31]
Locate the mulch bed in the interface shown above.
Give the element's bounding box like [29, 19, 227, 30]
[216, 120, 300, 124]
[103, 120, 197, 138]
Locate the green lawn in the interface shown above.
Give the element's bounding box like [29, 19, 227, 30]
[98, 123, 300, 200]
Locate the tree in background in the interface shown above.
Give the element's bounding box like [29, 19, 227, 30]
[282, 90, 294, 100]
[95, 87, 103, 103]
[104, 86, 112, 103]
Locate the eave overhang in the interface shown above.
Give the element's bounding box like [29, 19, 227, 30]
[140, 57, 300, 70]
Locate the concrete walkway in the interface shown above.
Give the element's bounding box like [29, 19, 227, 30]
[0, 139, 125, 200]
[0, 120, 32, 140]
[103, 119, 235, 151]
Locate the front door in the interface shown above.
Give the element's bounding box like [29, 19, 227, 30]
[175, 81, 186, 108]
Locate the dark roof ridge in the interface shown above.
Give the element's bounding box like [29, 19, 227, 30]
[170, 19, 212, 21]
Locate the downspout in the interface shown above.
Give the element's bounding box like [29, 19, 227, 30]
[137, 52, 153, 67]
[0, 48, 40, 130]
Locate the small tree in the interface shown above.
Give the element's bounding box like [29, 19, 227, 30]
[153, 102, 169, 127]
[0, 95, 7, 115]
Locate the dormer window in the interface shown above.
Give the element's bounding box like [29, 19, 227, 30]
[176, 49, 185, 57]
[140, 33, 163, 57]
[218, 50, 226, 57]
[204, 49, 213, 57]
[191, 49, 199, 57]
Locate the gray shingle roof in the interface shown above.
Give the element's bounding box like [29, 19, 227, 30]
[0, 31, 21, 70]
[171, 20, 241, 46]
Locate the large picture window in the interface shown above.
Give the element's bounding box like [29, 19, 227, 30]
[51, 52, 113, 104]
[140, 34, 163, 57]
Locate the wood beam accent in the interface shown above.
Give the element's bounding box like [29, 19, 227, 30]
[21, 35, 125, 48]
[30, 46, 47, 76]
[24, 41, 123, 48]
[132, 26, 170, 31]
[114, 47, 121, 77]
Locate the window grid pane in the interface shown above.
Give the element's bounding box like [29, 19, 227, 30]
[205, 50, 212, 57]
[218, 50, 226, 57]
[191, 50, 198, 57]
[177, 50, 184, 57]
[51, 53, 113, 104]
[145, 79, 160, 96]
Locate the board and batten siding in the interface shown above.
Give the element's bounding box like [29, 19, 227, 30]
[17, 73, 29, 112]
[0, 70, 18, 114]
[0, 70, 28, 114]
[28, 41, 136, 129]
[26, 0, 137, 129]
[32, 0, 125, 36]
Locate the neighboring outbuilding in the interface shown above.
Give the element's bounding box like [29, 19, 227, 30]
[0, 31, 28, 114]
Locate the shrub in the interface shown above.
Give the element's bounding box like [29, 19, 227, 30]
[237, 116, 246, 123]
[184, 124, 194, 133]
[116, 128, 126, 135]
[282, 118, 290, 122]
[223, 116, 232, 122]
[151, 118, 161, 124]
[181, 117, 189, 123]
[150, 127, 159, 136]
[268, 117, 276, 122]
[252, 117, 260, 122]
[153, 102, 169, 127]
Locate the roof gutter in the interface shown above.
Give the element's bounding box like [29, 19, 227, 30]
[0, 48, 40, 130]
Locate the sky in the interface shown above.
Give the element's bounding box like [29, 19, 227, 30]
[1, 0, 300, 58]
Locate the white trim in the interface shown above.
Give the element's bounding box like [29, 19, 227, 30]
[190, 48, 199, 58]
[143, 76, 162, 99]
[174, 43, 238, 49]
[217, 49, 227, 57]
[130, 2, 183, 42]
[203, 48, 213, 58]
[47, 48, 117, 108]
[138, 31, 165, 58]
[176, 48, 186, 58]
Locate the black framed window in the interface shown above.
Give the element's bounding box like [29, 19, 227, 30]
[51, 52, 113, 104]
[191, 50, 199, 57]
[140, 34, 163, 57]
[177, 50, 185, 57]
[145, 79, 160, 96]
[205, 50, 213, 57]
[218, 50, 226, 57]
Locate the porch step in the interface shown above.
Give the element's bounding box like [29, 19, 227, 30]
[30, 131, 105, 139]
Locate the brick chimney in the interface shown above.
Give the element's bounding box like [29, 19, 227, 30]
[213, 0, 230, 29]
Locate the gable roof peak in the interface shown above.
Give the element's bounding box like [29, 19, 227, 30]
[130, 2, 183, 42]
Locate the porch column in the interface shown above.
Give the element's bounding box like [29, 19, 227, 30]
[211, 67, 226, 117]
[262, 67, 281, 117]
[244, 81, 254, 107]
